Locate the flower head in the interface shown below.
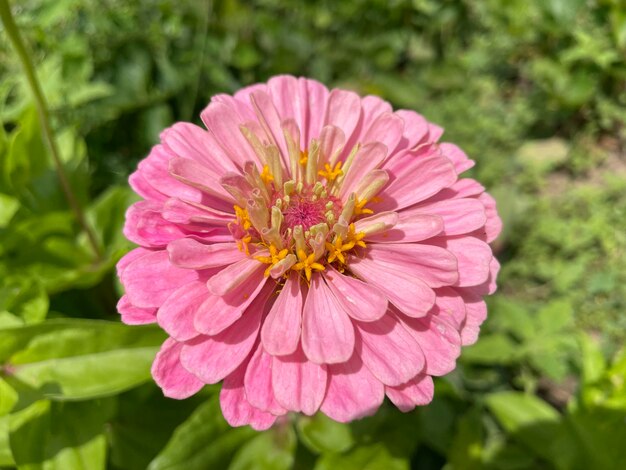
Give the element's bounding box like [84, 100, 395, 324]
[117, 75, 502, 429]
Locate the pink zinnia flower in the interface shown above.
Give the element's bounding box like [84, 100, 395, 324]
[117, 75, 501, 430]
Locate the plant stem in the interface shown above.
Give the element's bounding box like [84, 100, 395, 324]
[0, 0, 103, 260]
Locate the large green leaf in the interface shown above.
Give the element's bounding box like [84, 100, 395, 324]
[0, 377, 18, 417]
[314, 444, 409, 470]
[297, 413, 354, 454]
[0, 416, 14, 467]
[485, 391, 561, 460]
[0, 319, 164, 400]
[229, 425, 296, 470]
[107, 384, 208, 470]
[148, 396, 256, 470]
[9, 398, 114, 470]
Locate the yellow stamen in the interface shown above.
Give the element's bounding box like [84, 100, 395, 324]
[234, 205, 252, 230]
[236, 235, 252, 255]
[292, 249, 325, 281]
[299, 149, 308, 165]
[318, 161, 343, 182]
[254, 244, 289, 277]
[354, 197, 374, 216]
[325, 235, 355, 264]
[260, 165, 274, 185]
[346, 223, 367, 249]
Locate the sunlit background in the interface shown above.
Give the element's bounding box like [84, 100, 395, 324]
[1, 1, 625, 468]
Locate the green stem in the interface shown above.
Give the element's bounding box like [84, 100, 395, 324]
[0, 0, 103, 260]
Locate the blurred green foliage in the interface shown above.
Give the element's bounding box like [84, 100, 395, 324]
[1, 0, 625, 468]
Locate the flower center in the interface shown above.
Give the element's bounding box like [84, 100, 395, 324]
[282, 188, 342, 232]
[223, 125, 389, 282]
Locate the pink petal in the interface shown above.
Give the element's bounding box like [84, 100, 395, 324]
[463, 256, 500, 296]
[353, 211, 398, 237]
[300, 78, 329, 144]
[157, 280, 210, 341]
[380, 155, 457, 211]
[349, 255, 435, 318]
[244, 344, 287, 415]
[268, 75, 301, 124]
[318, 125, 346, 166]
[137, 144, 205, 203]
[272, 346, 328, 415]
[356, 314, 425, 386]
[261, 273, 303, 356]
[168, 157, 233, 207]
[221, 360, 278, 430]
[162, 198, 233, 226]
[323, 266, 387, 322]
[439, 142, 474, 174]
[161, 122, 235, 173]
[339, 142, 388, 199]
[367, 213, 443, 243]
[124, 201, 187, 248]
[152, 338, 204, 399]
[400, 312, 461, 376]
[201, 101, 257, 168]
[428, 236, 492, 287]
[478, 192, 502, 243]
[180, 286, 271, 383]
[365, 243, 458, 288]
[361, 112, 404, 156]
[323, 89, 362, 146]
[320, 354, 384, 423]
[250, 90, 290, 168]
[409, 198, 487, 236]
[454, 288, 488, 345]
[116, 247, 151, 279]
[428, 123, 444, 142]
[302, 275, 355, 364]
[426, 178, 484, 203]
[212, 91, 258, 123]
[167, 239, 244, 269]
[359, 95, 392, 133]
[129, 170, 166, 202]
[385, 374, 434, 412]
[207, 257, 265, 296]
[195, 267, 268, 335]
[121, 250, 198, 309]
[117, 295, 156, 325]
[396, 110, 429, 149]
[432, 286, 467, 331]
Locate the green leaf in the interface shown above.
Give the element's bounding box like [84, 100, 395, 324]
[0, 193, 19, 228]
[86, 185, 137, 255]
[229, 425, 296, 470]
[0, 277, 49, 324]
[108, 384, 208, 470]
[536, 299, 574, 334]
[314, 444, 408, 470]
[489, 297, 534, 340]
[148, 396, 256, 470]
[461, 334, 520, 365]
[296, 412, 354, 454]
[565, 405, 626, 469]
[9, 399, 114, 470]
[0, 377, 18, 417]
[448, 407, 484, 470]
[0, 319, 164, 400]
[485, 392, 561, 459]
[0, 416, 14, 467]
